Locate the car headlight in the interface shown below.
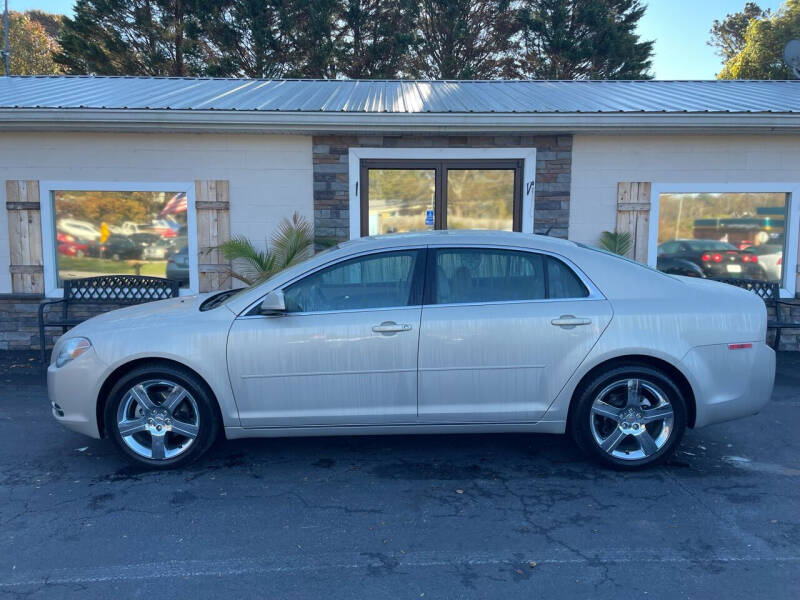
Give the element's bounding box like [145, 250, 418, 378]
[54, 337, 92, 368]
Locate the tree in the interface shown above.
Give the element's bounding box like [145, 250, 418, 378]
[25, 10, 65, 41]
[336, 0, 418, 78]
[718, 0, 800, 79]
[55, 0, 201, 76]
[514, 0, 653, 79]
[0, 12, 62, 75]
[191, 0, 294, 77]
[282, 0, 340, 77]
[709, 2, 769, 62]
[410, 0, 516, 79]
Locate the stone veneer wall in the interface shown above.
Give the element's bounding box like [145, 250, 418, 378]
[312, 134, 573, 243]
[0, 295, 128, 351]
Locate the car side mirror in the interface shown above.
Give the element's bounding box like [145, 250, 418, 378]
[260, 290, 286, 315]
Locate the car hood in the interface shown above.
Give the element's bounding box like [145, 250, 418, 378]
[68, 294, 233, 335]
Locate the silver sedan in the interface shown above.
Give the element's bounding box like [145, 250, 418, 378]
[48, 231, 775, 470]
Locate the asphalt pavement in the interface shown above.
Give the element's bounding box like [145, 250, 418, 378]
[1, 351, 798, 599]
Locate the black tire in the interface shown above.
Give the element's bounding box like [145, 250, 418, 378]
[104, 364, 220, 469]
[569, 363, 687, 470]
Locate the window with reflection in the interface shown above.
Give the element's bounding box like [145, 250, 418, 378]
[656, 192, 788, 284]
[361, 160, 522, 235]
[52, 190, 189, 287]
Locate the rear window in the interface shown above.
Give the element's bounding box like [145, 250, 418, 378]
[684, 240, 738, 251]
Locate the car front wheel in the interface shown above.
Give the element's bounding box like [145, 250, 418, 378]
[104, 365, 219, 469]
[569, 364, 687, 470]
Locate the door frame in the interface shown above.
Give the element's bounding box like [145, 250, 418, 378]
[348, 147, 537, 239]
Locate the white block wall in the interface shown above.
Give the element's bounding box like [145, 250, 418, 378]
[0, 132, 313, 294]
[570, 134, 800, 247]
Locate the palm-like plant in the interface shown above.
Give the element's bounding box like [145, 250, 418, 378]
[598, 230, 634, 257]
[215, 212, 314, 285]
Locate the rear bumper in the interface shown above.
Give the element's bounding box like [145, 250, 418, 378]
[681, 341, 775, 428]
[47, 347, 105, 439]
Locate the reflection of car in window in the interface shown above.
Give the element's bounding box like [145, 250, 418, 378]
[87, 234, 142, 261]
[166, 245, 190, 285]
[57, 218, 101, 242]
[743, 244, 783, 282]
[142, 237, 174, 260]
[657, 239, 766, 280]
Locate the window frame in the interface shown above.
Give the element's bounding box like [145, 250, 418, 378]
[348, 147, 537, 239]
[423, 245, 603, 308]
[648, 183, 800, 298]
[359, 158, 523, 235]
[39, 180, 199, 298]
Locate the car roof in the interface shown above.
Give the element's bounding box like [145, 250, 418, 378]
[336, 230, 578, 252]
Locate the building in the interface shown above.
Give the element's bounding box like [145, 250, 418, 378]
[1, 76, 799, 349]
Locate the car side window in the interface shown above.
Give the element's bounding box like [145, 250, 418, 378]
[283, 250, 424, 313]
[547, 255, 590, 299]
[428, 248, 588, 305]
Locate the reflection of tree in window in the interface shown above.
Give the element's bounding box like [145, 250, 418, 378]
[368, 170, 435, 235]
[447, 170, 514, 230]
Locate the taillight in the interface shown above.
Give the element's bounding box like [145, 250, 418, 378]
[742, 254, 758, 263]
[711, 253, 723, 263]
[729, 343, 752, 350]
[701, 253, 711, 262]
[778, 257, 782, 265]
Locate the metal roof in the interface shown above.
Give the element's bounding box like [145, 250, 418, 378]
[1, 76, 799, 114]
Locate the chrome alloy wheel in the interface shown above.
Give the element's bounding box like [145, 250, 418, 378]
[589, 378, 675, 461]
[116, 380, 200, 460]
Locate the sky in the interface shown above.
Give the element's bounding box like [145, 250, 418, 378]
[5, 0, 789, 80]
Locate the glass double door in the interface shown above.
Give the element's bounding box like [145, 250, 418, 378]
[360, 159, 522, 236]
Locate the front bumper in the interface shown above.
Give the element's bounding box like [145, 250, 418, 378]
[682, 341, 775, 428]
[47, 346, 106, 439]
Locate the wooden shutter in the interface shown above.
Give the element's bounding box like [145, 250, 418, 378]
[195, 180, 231, 292]
[6, 180, 44, 294]
[616, 182, 651, 263]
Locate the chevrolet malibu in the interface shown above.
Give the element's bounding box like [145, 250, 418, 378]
[48, 231, 775, 470]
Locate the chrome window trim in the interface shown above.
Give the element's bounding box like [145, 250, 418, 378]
[238, 242, 605, 318]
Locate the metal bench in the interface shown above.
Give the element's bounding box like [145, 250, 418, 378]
[712, 277, 800, 350]
[38, 275, 180, 364]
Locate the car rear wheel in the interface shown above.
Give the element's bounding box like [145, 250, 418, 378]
[569, 364, 687, 470]
[104, 365, 219, 469]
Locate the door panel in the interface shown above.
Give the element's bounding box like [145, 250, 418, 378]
[418, 300, 612, 422]
[228, 308, 421, 427]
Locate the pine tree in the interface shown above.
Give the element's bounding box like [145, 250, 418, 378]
[515, 0, 653, 80]
[336, 0, 418, 78]
[191, 0, 294, 78]
[410, 0, 516, 79]
[55, 0, 201, 76]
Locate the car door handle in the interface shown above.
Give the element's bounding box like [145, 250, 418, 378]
[372, 322, 413, 334]
[551, 315, 592, 328]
